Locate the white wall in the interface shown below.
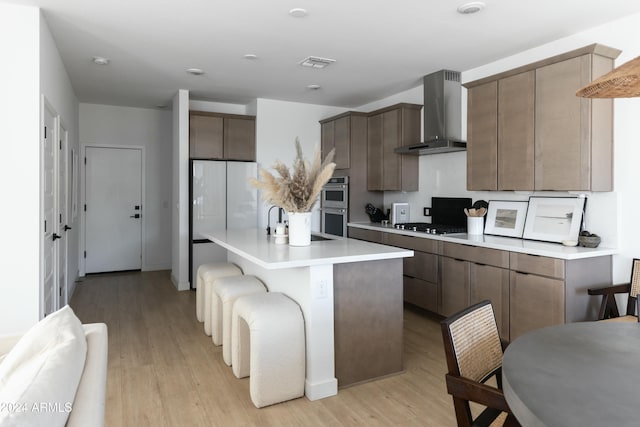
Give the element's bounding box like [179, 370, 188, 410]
[80, 103, 173, 272]
[189, 100, 247, 115]
[40, 14, 80, 297]
[172, 90, 190, 290]
[361, 13, 640, 283]
[0, 3, 41, 334]
[254, 98, 349, 231]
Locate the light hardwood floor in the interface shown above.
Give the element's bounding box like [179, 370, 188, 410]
[70, 270, 457, 426]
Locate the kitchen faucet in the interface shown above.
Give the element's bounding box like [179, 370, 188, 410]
[266, 205, 284, 235]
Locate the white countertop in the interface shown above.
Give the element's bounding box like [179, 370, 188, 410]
[348, 222, 616, 260]
[202, 228, 413, 270]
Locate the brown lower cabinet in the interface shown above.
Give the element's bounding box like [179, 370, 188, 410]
[509, 270, 564, 340]
[470, 263, 510, 340]
[348, 227, 612, 342]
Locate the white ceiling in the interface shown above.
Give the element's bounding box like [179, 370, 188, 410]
[11, 0, 640, 109]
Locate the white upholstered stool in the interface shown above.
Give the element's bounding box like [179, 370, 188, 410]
[195, 263, 242, 336]
[231, 292, 305, 408]
[212, 275, 267, 363]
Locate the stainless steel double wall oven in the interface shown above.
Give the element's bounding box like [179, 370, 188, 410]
[320, 176, 348, 237]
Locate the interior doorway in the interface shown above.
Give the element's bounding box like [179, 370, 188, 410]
[84, 146, 143, 273]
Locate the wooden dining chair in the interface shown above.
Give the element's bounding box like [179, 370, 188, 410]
[587, 258, 640, 322]
[440, 300, 520, 427]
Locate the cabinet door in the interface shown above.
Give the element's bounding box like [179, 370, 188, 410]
[399, 107, 420, 191]
[440, 257, 470, 317]
[223, 117, 255, 161]
[470, 263, 510, 341]
[189, 114, 223, 159]
[467, 81, 497, 190]
[367, 113, 383, 191]
[535, 56, 588, 190]
[382, 109, 401, 191]
[333, 116, 351, 170]
[321, 121, 335, 166]
[509, 271, 564, 340]
[498, 71, 535, 190]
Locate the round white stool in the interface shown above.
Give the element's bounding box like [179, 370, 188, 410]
[212, 275, 267, 364]
[231, 292, 305, 408]
[195, 263, 242, 336]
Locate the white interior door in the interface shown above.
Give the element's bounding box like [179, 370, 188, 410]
[85, 146, 142, 273]
[42, 100, 57, 316]
[58, 122, 69, 305]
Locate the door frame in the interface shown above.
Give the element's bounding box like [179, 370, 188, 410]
[79, 143, 146, 276]
[58, 117, 69, 306]
[40, 96, 58, 317]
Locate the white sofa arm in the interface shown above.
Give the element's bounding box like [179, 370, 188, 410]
[67, 323, 108, 427]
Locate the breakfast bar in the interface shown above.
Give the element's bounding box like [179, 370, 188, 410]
[202, 228, 413, 400]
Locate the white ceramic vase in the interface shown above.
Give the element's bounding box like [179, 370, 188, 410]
[288, 212, 312, 246]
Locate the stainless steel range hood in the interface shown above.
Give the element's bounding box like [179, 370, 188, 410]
[395, 70, 467, 155]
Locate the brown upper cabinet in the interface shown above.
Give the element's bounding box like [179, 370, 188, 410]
[320, 113, 353, 170]
[464, 44, 620, 192]
[367, 103, 421, 192]
[189, 111, 256, 161]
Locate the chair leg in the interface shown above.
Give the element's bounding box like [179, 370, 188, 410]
[451, 397, 473, 427]
[600, 294, 620, 319]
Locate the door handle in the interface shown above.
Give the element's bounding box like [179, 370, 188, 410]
[130, 214, 141, 219]
[52, 233, 62, 241]
[64, 225, 72, 231]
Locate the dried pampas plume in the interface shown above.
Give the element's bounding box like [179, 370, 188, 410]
[249, 138, 335, 213]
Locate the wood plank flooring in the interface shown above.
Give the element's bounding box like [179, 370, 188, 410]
[70, 270, 457, 426]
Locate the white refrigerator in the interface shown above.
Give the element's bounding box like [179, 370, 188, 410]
[189, 160, 258, 288]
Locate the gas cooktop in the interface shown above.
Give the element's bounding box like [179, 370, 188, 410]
[393, 222, 467, 235]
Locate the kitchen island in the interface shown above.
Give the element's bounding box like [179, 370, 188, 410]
[202, 228, 413, 401]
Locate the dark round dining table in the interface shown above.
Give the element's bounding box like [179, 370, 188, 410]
[502, 321, 640, 427]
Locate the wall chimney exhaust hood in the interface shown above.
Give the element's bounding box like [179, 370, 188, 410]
[395, 70, 467, 155]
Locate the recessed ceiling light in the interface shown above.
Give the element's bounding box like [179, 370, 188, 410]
[457, 1, 486, 14]
[307, 84, 321, 90]
[92, 56, 110, 65]
[289, 8, 308, 18]
[186, 68, 205, 76]
[243, 54, 258, 60]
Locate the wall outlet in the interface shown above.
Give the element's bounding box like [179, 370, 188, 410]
[423, 207, 431, 216]
[316, 279, 328, 299]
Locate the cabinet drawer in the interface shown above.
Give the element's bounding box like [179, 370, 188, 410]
[403, 277, 438, 313]
[403, 251, 437, 283]
[509, 252, 565, 279]
[441, 242, 509, 268]
[348, 227, 383, 243]
[386, 233, 438, 254]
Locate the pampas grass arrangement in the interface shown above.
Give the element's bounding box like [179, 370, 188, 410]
[250, 138, 336, 213]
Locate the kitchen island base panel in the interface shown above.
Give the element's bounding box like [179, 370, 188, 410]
[334, 259, 403, 387]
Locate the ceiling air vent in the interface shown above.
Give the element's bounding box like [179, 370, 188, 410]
[299, 56, 336, 69]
